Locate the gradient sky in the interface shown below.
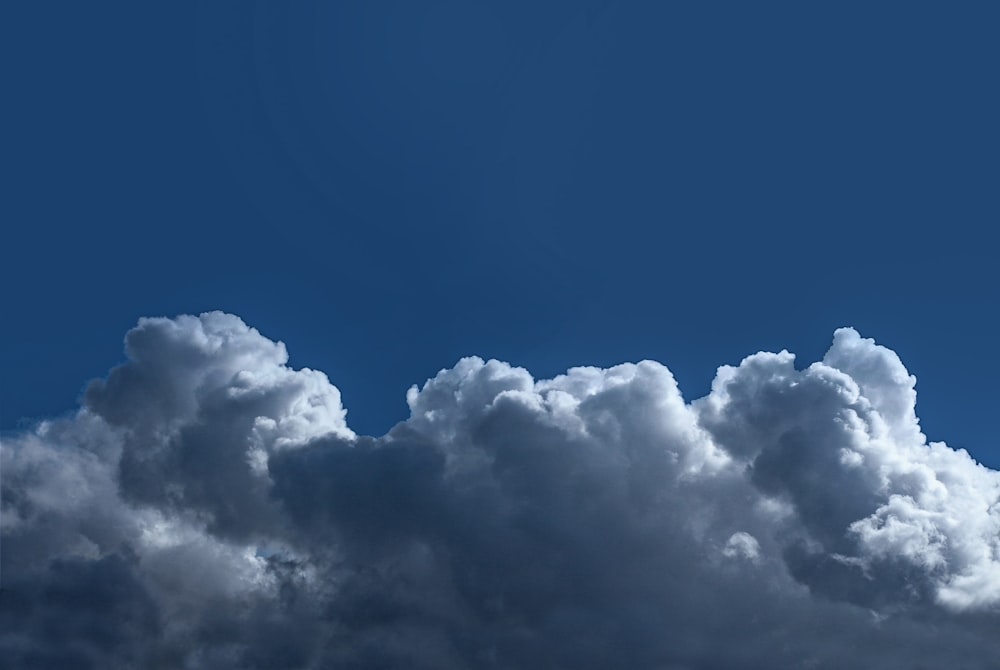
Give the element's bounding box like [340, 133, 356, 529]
[3, 1, 998, 465]
[5, 4, 1000, 668]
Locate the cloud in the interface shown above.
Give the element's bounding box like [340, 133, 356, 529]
[3, 312, 1000, 668]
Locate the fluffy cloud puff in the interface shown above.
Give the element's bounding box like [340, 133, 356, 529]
[2, 312, 1000, 669]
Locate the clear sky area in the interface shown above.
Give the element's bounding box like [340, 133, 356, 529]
[3, 5, 1000, 666]
[4, 3, 997, 463]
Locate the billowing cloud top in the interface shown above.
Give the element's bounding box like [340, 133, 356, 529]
[2, 312, 999, 668]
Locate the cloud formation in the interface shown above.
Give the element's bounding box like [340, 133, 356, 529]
[3, 312, 1000, 668]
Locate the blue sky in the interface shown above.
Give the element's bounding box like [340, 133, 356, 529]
[4, 1, 998, 465]
[6, 4, 1000, 667]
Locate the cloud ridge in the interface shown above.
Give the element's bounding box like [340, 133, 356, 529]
[2, 312, 999, 668]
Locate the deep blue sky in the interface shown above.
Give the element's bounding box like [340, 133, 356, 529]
[3, 2, 998, 464]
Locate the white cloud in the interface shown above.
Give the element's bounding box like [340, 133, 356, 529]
[3, 312, 1000, 668]
[723, 532, 761, 562]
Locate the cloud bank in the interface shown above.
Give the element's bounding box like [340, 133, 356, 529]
[3, 312, 1000, 668]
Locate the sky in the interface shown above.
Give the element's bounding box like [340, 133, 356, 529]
[2, 2, 1000, 668]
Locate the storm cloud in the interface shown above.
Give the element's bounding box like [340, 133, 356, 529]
[3, 312, 1000, 668]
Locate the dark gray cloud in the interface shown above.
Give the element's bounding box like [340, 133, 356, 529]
[3, 313, 1000, 668]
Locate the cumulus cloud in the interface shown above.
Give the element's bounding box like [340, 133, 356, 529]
[3, 312, 1000, 668]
